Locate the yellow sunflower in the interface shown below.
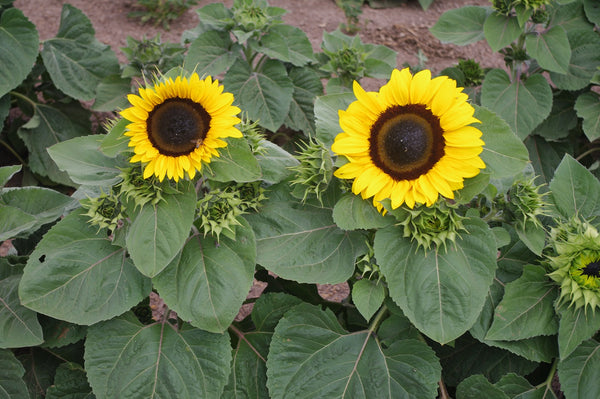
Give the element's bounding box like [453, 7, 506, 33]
[331, 68, 485, 209]
[120, 73, 242, 181]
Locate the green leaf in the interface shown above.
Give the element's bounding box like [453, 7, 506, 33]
[39, 316, 87, 349]
[533, 90, 579, 141]
[486, 265, 558, 341]
[0, 165, 21, 187]
[375, 218, 498, 344]
[0, 8, 38, 98]
[0, 187, 74, 241]
[456, 375, 510, 399]
[332, 193, 393, 230]
[48, 135, 125, 187]
[551, 1, 594, 34]
[40, 4, 120, 101]
[314, 92, 355, 148]
[475, 105, 529, 179]
[91, 74, 130, 112]
[193, 2, 233, 32]
[430, 6, 489, 45]
[126, 180, 197, 277]
[100, 118, 129, 157]
[363, 44, 397, 79]
[515, 220, 546, 256]
[258, 25, 315, 66]
[352, 279, 386, 321]
[19, 209, 151, 325]
[0, 349, 29, 399]
[45, 362, 94, 399]
[584, 0, 600, 25]
[17, 103, 91, 186]
[85, 312, 232, 399]
[550, 30, 600, 91]
[483, 13, 522, 52]
[251, 292, 303, 332]
[549, 154, 600, 219]
[525, 135, 568, 186]
[224, 59, 293, 132]
[0, 275, 43, 348]
[284, 67, 323, 135]
[16, 347, 62, 399]
[266, 303, 441, 399]
[245, 183, 365, 284]
[184, 30, 241, 77]
[481, 69, 553, 140]
[203, 137, 262, 182]
[557, 304, 600, 359]
[558, 339, 600, 399]
[494, 373, 535, 397]
[153, 218, 256, 333]
[575, 91, 600, 142]
[525, 26, 571, 74]
[255, 140, 298, 184]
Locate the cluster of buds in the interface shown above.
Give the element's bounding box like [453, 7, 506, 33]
[81, 191, 124, 232]
[289, 139, 333, 204]
[505, 177, 548, 229]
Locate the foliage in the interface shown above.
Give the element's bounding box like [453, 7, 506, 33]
[127, 0, 198, 30]
[1, 0, 600, 398]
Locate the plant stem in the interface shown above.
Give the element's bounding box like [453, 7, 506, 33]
[438, 378, 450, 399]
[9, 90, 37, 108]
[537, 358, 558, 390]
[576, 147, 600, 162]
[0, 139, 26, 166]
[229, 324, 267, 362]
[368, 304, 388, 334]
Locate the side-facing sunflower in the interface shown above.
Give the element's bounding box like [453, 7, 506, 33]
[331, 68, 485, 209]
[120, 73, 242, 181]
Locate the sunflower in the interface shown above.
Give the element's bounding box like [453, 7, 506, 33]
[120, 73, 242, 181]
[331, 68, 485, 209]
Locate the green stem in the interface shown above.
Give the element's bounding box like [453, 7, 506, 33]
[536, 358, 558, 390]
[9, 91, 37, 108]
[0, 139, 26, 166]
[576, 147, 600, 162]
[368, 304, 388, 334]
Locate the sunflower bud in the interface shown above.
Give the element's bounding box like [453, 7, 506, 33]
[81, 191, 124, 232]
[233, 0, 270, 32]
[395, 202, 466, 251]
[118, 166, 170, 210]
[325, 45, 366, 86]
[547, 218, 600, 311]
[355, 237, 383, 282]
[290, 139, 333, 204]
[506, 177, 548, 229]
[490, 0, 512, 14]
[518, 0, 550, 10]
[457, 59, 484, 86]
[236, 181, 267, 212]
[239, 115, 267, 156]
[196, 188, 244, 241]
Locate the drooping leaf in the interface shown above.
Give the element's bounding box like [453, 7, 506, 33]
[85, 312, 232, 399]
[152, 218, 256, 333]
[245, 183, 366, 284]
[0, 349, 29, 399]
[41, 4, 120, 101]
[224, 59, 293, 132]
[202, 137, 262, 183]
[351, 278, 386, 321]
[126, 180, 197, 277]
[558, 339, 600, 399]
[574, 91, 600, 142]
[184, 30, 241, 77]
[266, 303, 441, 399]
[549, 154, 600, 220]
[557, 303, 600, 359]
[486, 265, 558, 341]
[525, 26, 571, 74]
[0, 8, 39, 98]
[19, 209, 151, 325]
[0, 275, 43, 348]
[257, 24, 315, 66]
[481, 69, 552, 140]
[483, 13, 521, 52]
[430, 6, 489, 45]
[375, 218, 497, 344]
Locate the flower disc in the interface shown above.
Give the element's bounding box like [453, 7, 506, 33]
[121, 73, 242, 181]
[331, 68, 485, 209]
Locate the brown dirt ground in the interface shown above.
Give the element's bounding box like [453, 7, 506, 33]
[8, 0, 504, 316]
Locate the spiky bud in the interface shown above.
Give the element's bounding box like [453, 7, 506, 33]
[290, 139, 333, 204]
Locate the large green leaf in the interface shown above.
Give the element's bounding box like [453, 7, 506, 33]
[525, 135, 569, 186]
[266, 303, 441, 399]
[332, 193, 393, 231]
[475, 106, 529, 179]
[314, 92, 355, 148]
[0, 275, 43, 348]
[584, 0, 600, 25]
[0, 8, 38, 98]
[558, 339, 600, 399]
[40, 4, 120, 101]
[224, 59, 293, 132]
[284, 67, 322, 135]
[85, 312, 231, 399]
[255, 140, 298, 184]
[45, 363, 94, 399]
[375, 218, 497, 344]
[533, 90, 579, 141]
[557, 304, 600, 359]
[245, 183, 365, 284]
[91, 74, 130, 112]
[0, 349, 29, 399]
[481, 69, 552, 140]
[549, 30, 600, 91]
[525, 26, 571, 74]
[126, 180, 197, 277]
[456, 375, 510, 399]
[202, 137, 262, 183]
[185, 30, 241, 77]
[17, 103, 91, 185]
[549, 154, 600, 220]
[430, 6, 489, 45]
[0, 187, 74, 241]
[19, 209, 151, 325]
[483, 13, 521, 52]
[48, 135, 125, 187]
[574, 91, 600, 142]
[153, 218, 256, 333]
[486, 265, 558, 341]
[258, 24, 315, 66]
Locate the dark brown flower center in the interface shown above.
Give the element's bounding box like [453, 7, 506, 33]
[582, 261, 600, 278]
[369, 104, 445, 181]
[147, 97, 211, 156]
